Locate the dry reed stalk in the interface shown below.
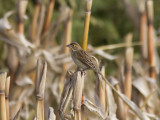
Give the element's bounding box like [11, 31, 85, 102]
[8, 1, 28, 88]
[16, 0, 28, 34]
[61, 9, 73, 71]
[139, 12, 147, 60]
[95, 42, 141, 51]
[146, 0, 156, 79]
[7, 45, 19, 88]
[138, 0, 147, 60]
[0, 72, 7, 120]
[5, 77, 10, 120]
[82, 0, 92, 51]
[36, 59, 47, 120]
[110, 78, 126, 120]
[73, 72, 85, 120]
[96, 66, 106, 111]
[59, 9, 73, 94]
[31, 0, 41, 41]
[42, 0, 55, 34]
[124, 34, 134, 114]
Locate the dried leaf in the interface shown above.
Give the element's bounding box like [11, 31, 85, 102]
[16, 76, 33, 86]
[94, 50, 117, 60]
[82, 97, 106, 120]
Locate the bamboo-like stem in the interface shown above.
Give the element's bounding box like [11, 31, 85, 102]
[73, 72, 85, 120]
[139, 12, 147, 60]
[82, 0, 92, 51]
[36, 100, 45, 120]
[5, 77, 10, 120]
[9, 0, 28, 88]
[146, 0, 156, 79]
[110, 78, 126, 120]
[36, 59, 47, 120]
[62, 9, 73, 69]
[97, 66, 106, 111]
[31, 1, 41, 41]
[0, 72, 7, 120]
[59, 9, 73, 94]
[74, 111, 81, 120]
[42, 0, 55, 34]
[124, 34, 134, 114]
[16, 0, 28, 34]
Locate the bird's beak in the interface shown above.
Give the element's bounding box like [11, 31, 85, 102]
[66, 44, 70, 47]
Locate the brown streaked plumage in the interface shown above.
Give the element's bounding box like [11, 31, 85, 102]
[67, 42, 100, 73]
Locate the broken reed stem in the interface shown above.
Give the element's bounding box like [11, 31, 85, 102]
[42, 0, 55, 34]
[82, 0, 92, 51]
[139, 12, 147, 60]
[36, 99, 44, 120]
[97, 66, 106, 111]
[0, 72, 7, 120]
[36, 59, 47, 120]
[124, 34, 134, 114]
[146, 0, 156, 79]
[31, 1, 41, 41]
[5, 77, 10, 120]
[73, 72, 85, 120]
[110, 78, 126, 120]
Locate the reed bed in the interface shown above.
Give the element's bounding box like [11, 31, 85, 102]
[0, 0, 160, 120]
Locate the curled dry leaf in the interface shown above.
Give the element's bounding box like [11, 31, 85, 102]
[132, 77, 150, 98]
[0, 11, 34, 53]
[59, 71, 73, 112]
[82, 97, 106, 120]
[0, 11, 13, 31]
[16, 76, 33, 86]
[41, 50, 62, 73]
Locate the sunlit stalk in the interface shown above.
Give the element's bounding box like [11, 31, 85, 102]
[0, 72, 7, 120]
[31, 0, 41, 41]
[124, 34, 134, 114]
[5, 77, 10, 120]
[82, 0, 92, 51]
[42, 0, 55, 34]
[146, 0, 156, 79]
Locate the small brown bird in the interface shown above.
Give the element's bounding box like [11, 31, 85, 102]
[67, 42, 101, 73]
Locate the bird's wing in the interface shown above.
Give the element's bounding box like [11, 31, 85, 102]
[74, 50, 97, 70]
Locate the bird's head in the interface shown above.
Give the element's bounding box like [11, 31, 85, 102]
[66, 42, 82, 51]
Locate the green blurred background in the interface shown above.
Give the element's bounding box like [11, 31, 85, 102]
[0, 0, 160, 45]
